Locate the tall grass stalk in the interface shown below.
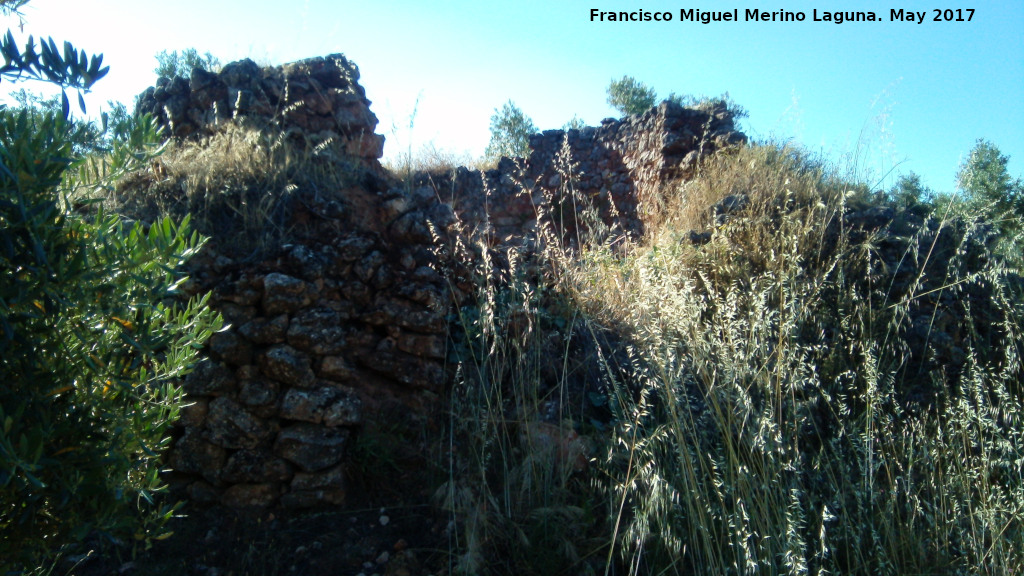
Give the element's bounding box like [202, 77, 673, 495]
[440, 138, 1022, 575]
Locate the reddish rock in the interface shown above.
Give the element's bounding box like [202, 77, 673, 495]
[319, 355, 355, 382]
[274, 423, 350, 472]
[282, 464, 347, 508]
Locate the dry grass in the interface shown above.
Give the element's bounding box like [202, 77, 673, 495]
[384, 141, 487, 179]
[107, 121, 372, 256]
[443, 140, 1024, 575]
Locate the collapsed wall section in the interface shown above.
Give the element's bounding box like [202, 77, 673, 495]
[421, 101, 745, 247]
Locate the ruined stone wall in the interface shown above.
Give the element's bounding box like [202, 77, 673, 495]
[136, 54, 385, 163]
[416, 101, 745, 248]
[143, 56, 746, 508]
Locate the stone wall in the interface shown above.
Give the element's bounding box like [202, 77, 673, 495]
[136, 54, 385, 163]
[140, 55, 745, 508]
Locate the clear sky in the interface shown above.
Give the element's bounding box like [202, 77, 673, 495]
[3, 0, 1021, 193]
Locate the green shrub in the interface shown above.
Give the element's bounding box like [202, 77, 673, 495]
[0, 31, 221, 571]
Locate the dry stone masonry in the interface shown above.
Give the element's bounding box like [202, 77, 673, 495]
[142, 54, 1000, 509]
[136, 54, 384, 163]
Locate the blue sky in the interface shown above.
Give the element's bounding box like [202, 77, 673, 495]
[3, 0, 1021, 193]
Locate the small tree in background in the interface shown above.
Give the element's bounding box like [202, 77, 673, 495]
[606, 75, 657, 116]
[563, 114, 586, 131]
[957, 138, 1023, 236]
[887, 172, 933, 210]
[485, 100, 536, 161]
[154, 47, 221, 79]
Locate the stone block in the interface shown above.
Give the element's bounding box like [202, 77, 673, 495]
[239, 313, 289, 344]
[274, 423, 350, 472]
[262, 272, 310, 315]
[183, 358, 236, 396]
[222, 483, 279, 508]
[259, 344, 316, 387]
[286, 307, 347, 354]
[222, 449, 294, 483]
[205, 397, 275, 450]
[280, 385, 362, 427]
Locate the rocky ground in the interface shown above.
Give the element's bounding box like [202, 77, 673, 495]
[67, 496, 451, 576]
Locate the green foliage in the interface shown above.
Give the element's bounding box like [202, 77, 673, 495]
[572, 144, 1024, 575]
[0, 21, 220, 572]
[0, 30, 107, 118]
[957, 138, 1023, 236]
[887, 171, 933, 210]
[562, 115, 586, 131]
[667, 90, 749, 120]
[154, 48, 221, 79]
[484, 100, 536, 162]
[606, 75, 657, 116]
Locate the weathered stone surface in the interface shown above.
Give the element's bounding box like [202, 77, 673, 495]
[274, 423, 350, 472]
[217, 303, 257, 326]
[186, 480, 222, 503]
[208, 330, 253, 366]
[205, 397, 275, 450]
[183, 358, 236, 396]
[281, 464, 347, 507]
[213, 276, 262, 306]
[179, 397, 210, 428]
[358, 349, 445, 391]
[259, 344, 316, 387]
[286, 307, 347, 354]
[333, 235, 375, 261]
[168, 430, 226, 484]
[222, 483, 279, 508]
[395, 332, 445, 360]
[139, 54, 380, 155]
[280, 385, 362, 427]
[319, 355, 356, 382]
[362, 298, 445, 334]
[239, 313, 289, 344]
[290, 463, 347, 491]
[262, 272, 310, 315]
[238, 377, 279, 408]
[221, 449, 294, 484]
